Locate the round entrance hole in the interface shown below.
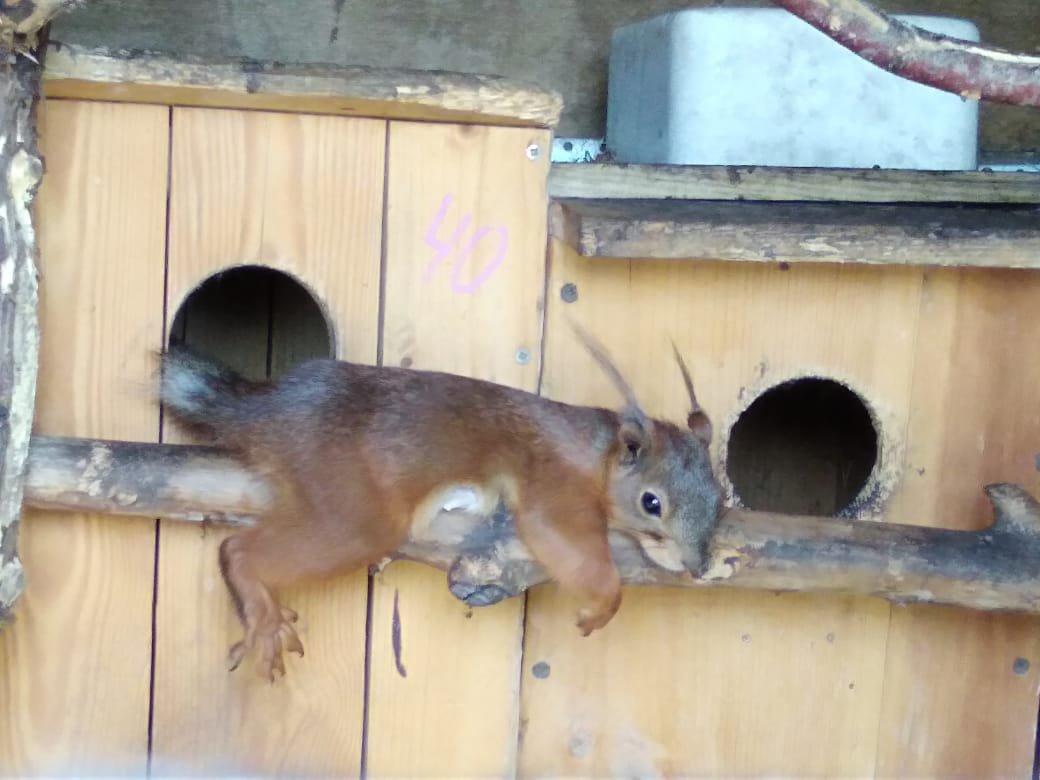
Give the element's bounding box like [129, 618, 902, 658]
[725, 378, 879, 517]
[169, 265, 333, 380]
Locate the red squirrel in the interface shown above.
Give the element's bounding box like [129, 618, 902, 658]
[158, 327, 722, 681]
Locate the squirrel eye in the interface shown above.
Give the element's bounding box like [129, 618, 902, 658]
[641, 491, 662, 517]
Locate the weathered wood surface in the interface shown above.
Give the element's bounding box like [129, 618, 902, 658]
[549, 162, 1040, 205]
[367, 121, 550, 779]
[154, 108, 383, 776]
[43, 43, 564, 128]
[0, 52, 46, 628]
[774, 0, 1040, 106]
[870, 267, 1040, 775]
[21, 435, 1040, 616]
[550, 198, 1040, 266]
[1, 99, 168, 775]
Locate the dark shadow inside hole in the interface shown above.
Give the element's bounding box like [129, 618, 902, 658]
[169, 265, 333, 381]
[726, 378, 879, 517]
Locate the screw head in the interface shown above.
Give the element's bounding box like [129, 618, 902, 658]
[525, 143, 541, 160]
[560, 282, 578, 303]
[515, 348, 531, 365]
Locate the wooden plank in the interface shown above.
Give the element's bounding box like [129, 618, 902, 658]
[152, 107, 383, 776]
[43, 43, 563, 129]
[550, 198, 1040, 267]
[0, 99, 168, 775]
[522, 588, 889, 777]
[877, 268, 1040, 777]
[366, 120, 550, 778]
[549, 162, 1040, 204]
[518, 238, 925, 777]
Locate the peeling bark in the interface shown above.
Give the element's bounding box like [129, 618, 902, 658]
[0, 0, 79, 627]
[22, 435, 1040, 617]
[0, 58, 44, 626]
[773, 0, 1040, 106]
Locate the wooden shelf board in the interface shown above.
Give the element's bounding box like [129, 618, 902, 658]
[550, 198, 1040, 267]
[550, 162, 1040, 205]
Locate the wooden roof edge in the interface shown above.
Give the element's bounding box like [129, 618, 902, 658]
[42, 42, 565, 128]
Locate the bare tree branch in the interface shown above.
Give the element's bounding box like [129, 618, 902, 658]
[0, 0, 81, 626]
[22, 435, 1040, 617]
[0, 52, 42, 626]
[773, 0, 1040, 106]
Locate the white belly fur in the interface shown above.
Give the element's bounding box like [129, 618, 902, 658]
[409, 481, 505, 543]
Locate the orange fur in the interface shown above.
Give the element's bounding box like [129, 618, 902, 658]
[159, 338, 722, 681]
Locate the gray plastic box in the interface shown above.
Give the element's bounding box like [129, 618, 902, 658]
[607, 8, 980, 170]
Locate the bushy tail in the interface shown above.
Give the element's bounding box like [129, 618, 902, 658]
[158, 346, 265, 443]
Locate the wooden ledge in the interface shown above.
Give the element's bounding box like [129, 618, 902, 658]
[550, 198, 1040, 267]
[42, 43, 564, 128]
[549, 162, 1040, 205]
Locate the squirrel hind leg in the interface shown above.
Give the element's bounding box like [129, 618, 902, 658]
[217, 505, 399, 682]
[219, 531, 305, 682]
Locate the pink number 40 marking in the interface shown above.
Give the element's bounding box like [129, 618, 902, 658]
[422, 193, 509, 295]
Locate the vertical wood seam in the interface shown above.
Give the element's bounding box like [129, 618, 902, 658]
[375, 121, 391, 368]
[147, 103, 176, 774]
[534, 208, 552, 398]
[871, 605, 895, 779]
[1031, 692, 1040, 778]
[361, 118, 392, 780]
[516, 215, 555, 776]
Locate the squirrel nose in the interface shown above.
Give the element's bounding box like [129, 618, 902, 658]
[681, 549, 706, 574]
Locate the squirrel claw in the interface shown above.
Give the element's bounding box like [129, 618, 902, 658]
[224, 603, 305, 681]
[227, 640, 248, 672]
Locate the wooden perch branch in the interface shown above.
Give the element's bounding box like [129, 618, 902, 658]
[22, 435, 1040, 616]
[773, 0, 1040, 106]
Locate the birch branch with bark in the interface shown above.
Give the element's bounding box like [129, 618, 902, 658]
[773, 0, 1040, 106]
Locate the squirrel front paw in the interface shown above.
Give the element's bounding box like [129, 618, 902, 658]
[575, 588, 622, 636]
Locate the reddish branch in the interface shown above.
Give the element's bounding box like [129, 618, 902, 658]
[773, 0, 1040, 107]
